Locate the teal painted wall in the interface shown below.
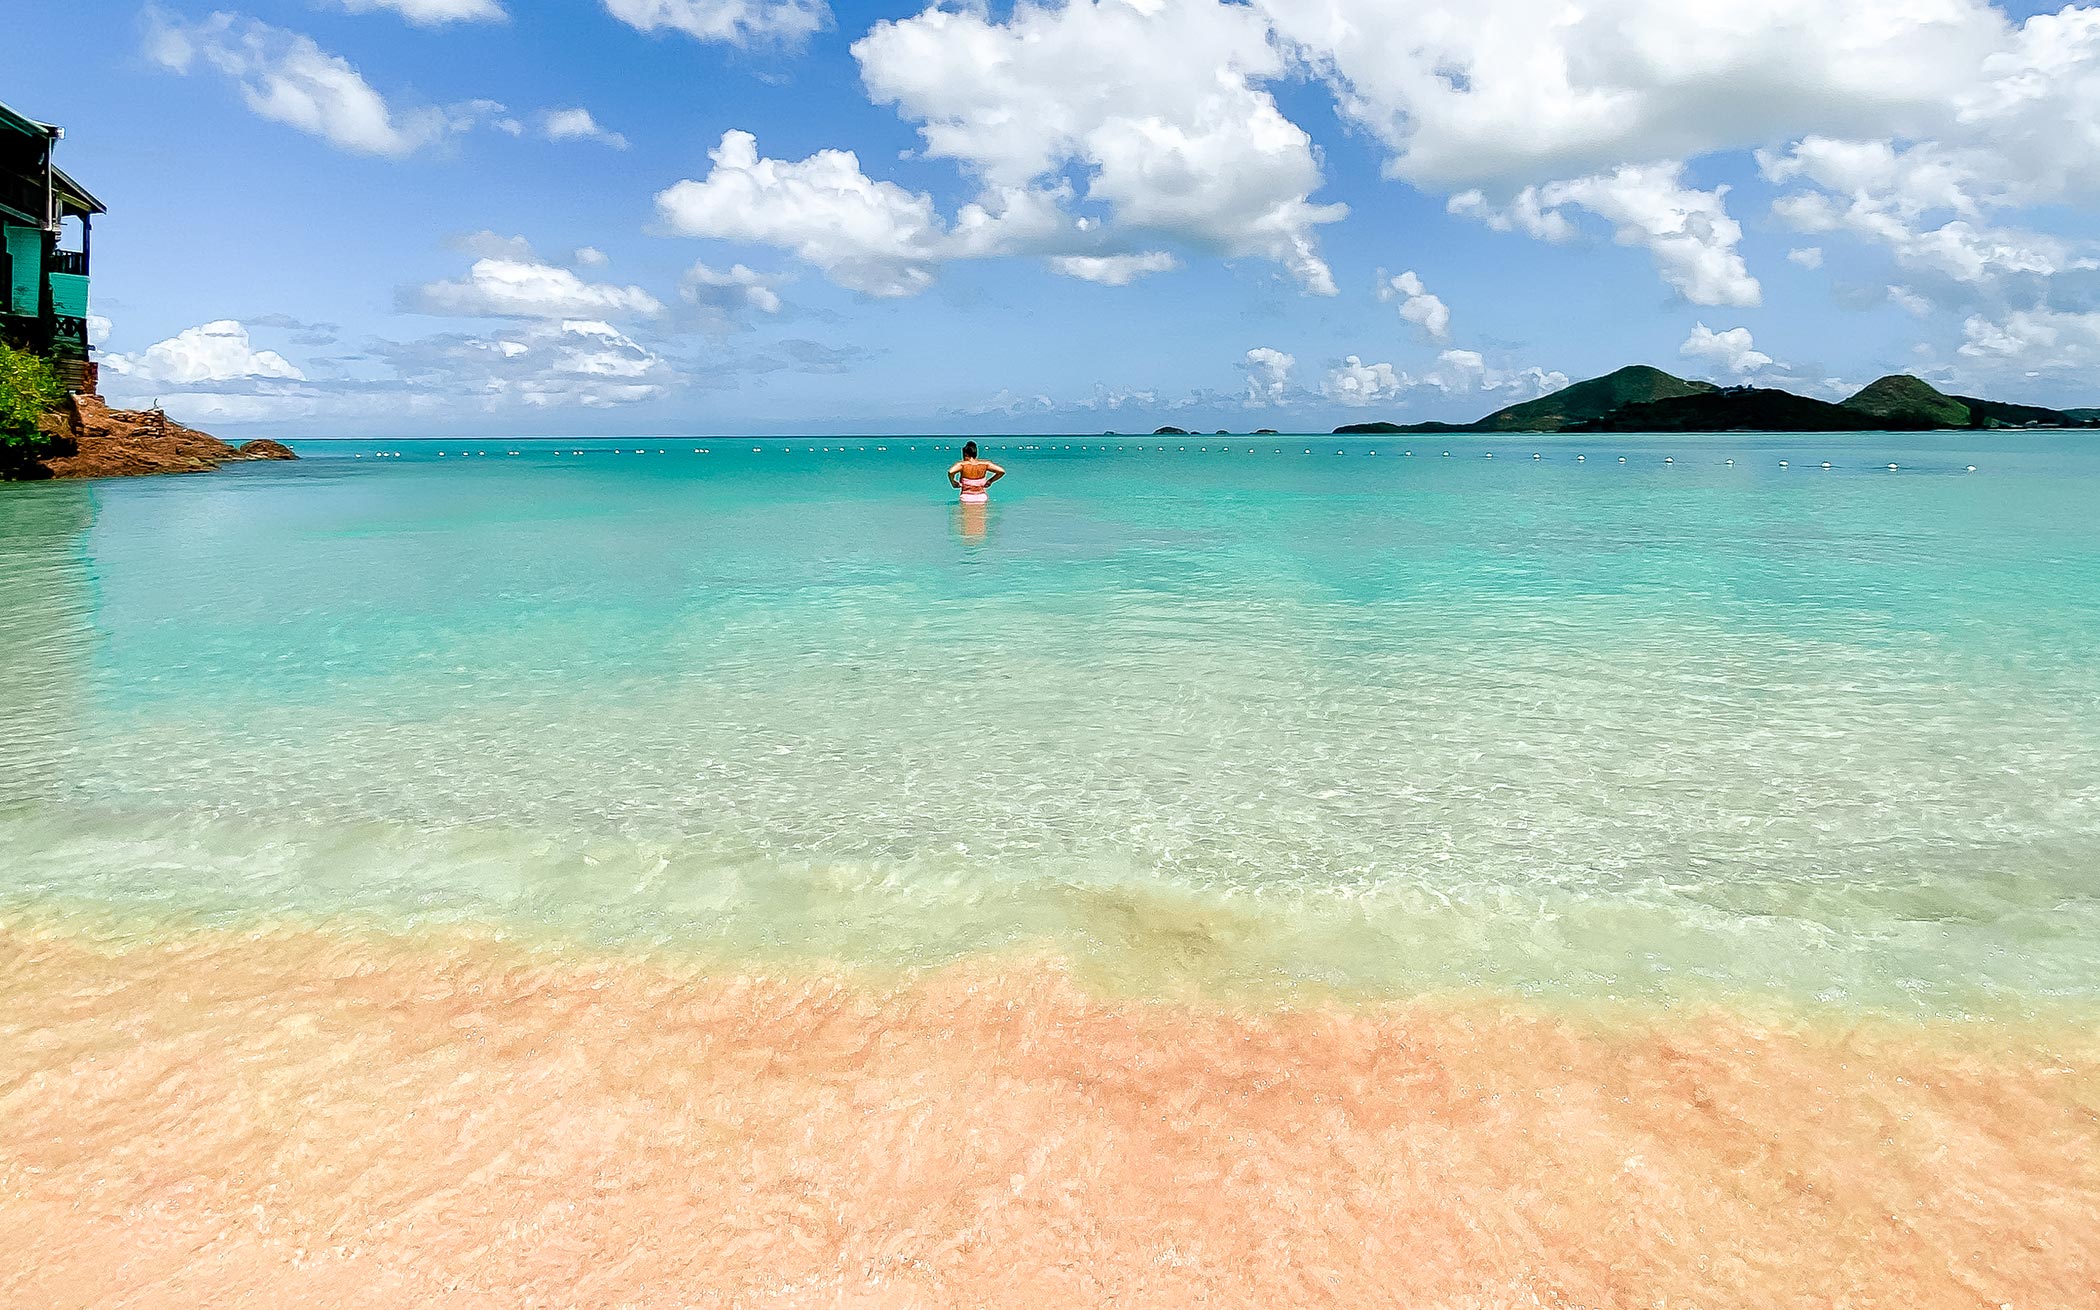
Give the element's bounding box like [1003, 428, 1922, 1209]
[47, 271, 86, 317]
[4, 224, 43, 316]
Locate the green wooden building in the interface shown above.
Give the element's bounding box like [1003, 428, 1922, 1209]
[2, 99, 103, 393]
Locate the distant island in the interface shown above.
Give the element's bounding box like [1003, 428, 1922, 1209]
[1335, 366, 2099, 435]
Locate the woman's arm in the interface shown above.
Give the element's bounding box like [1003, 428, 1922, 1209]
[985, 462, 1007, 484]
[947, 461, 964, 488]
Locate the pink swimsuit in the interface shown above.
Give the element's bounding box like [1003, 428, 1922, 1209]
[958, 473, 989, 504]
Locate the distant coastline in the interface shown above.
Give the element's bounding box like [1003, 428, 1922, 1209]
[1335, 366, 2100, 436]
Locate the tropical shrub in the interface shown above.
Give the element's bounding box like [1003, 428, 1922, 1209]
[0, 341, 63, 452]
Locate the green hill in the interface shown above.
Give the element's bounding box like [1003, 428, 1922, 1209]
[1568, 387, 1894, 433]
[1950, 394, 2074, 427]
[1474, 365, 1716, 432]
[1841, 374, 1970, 426]
[2066, 409, 2100, 423]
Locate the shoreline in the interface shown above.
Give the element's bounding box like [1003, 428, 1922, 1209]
[4, 919, 2096, 1308]
[8, 394, 294, 481]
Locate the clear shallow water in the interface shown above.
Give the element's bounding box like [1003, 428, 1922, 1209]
[4, 433, 2099, 1015]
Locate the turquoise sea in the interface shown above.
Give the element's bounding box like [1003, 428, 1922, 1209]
[5, 433, 2099, 1016]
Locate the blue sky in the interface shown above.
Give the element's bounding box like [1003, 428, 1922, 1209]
[5, 0, 2098, 435]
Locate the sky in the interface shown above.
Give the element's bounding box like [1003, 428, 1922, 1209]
[4, 0, 2098, 436]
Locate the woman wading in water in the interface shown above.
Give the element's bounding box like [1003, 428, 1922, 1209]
[947, 442, 1005, 503]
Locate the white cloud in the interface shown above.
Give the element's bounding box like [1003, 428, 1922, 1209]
[1253, 0, 2011, 193]
[147, 13, 502, 158]
[102, 319, 305, 385]
[657, 131, 951, 297]
[601, 0, 829, 47]
[1788, 246, 1824, 269]
[1887, 285, 1932, 317]
[1679, 322, 1774, 376]
[1323, 354, 1403, 406]
[1452, 163, 1761, 307]
[1378, 269, 1450, 340]
[1419, 348, 1567, 401]
[1243, 347, 1295, 406]
[1958, 309, 2100, 377]
[854, 0, 1346, 295]
[574, 247, 609, 268]
[681, 261, 784, 315]
[656, 130, 1073, 297]
[542, 107, 628, 150]
[86, 314, 113, 347]
[1050, 252, 1179, 286]
[382, 319, 680, 408]
[404, 256, 665, 319]
[326, 0, 506, 25]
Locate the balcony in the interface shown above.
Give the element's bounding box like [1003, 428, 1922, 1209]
[49, 249, 86, 276]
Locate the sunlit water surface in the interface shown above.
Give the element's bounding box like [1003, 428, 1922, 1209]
[4, 433, 2099, 1014]
[7, 434, 2100, 1307]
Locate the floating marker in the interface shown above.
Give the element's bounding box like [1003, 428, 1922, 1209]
[1576, 455, 1585, 462]
[1779, 460, 1789, 467]
[1664, 457, 1674, 464]
[1887, 463, 1900, 470]
[1967, 465, 1978, 473]
[1821, 462, 1832, 469]
[1725, 458, 1735, 466]
[1532, 453, 1541, 460]
[1618, 456, 1626, 463]
[1404, 450, 1413, 457]
[1442, 451, 1450, 457]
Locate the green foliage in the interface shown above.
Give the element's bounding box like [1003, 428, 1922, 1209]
[0, 341, 64, 452]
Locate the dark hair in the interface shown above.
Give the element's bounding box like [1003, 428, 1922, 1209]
[963, 441, 979, 459]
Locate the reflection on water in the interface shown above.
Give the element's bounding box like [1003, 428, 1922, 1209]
[956, 496, 989, 542]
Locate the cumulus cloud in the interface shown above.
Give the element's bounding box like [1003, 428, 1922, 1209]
[1378, 269, 1451, 340]
[655, 130, 1068, 297]
[1323, 355, 1403, 406]
[147, 13, 505, 158]
[854, 0, 1346, 294]
[541, 107, 628, 150]
[1050, 252, 1179, 286]
[326, 0, 506, 25]
[381, 319, 679, 408]
[1242, 347, 1295, 406]
[601, 0, 829, 47]
[1958, 308, 2100, 377]
[1788, 247, 1825, 269]
[1253, 0, 2009, 193]
[102, 319, 306, 385]
[1679, 322, 1775, 376]
[1451, 163, 1761, 307]
[402, 254, 665, 319]
[680, 261, 785, 316]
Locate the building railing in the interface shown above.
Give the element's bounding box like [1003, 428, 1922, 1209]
[49, 249, 87, 276]
[0, 169, 49, 225]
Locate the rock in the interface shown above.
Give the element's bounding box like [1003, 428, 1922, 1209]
[1153, 426, 1189, 435]
[23, 394, 294, 480]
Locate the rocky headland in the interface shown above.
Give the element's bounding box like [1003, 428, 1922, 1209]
[19, 394, 295, 480]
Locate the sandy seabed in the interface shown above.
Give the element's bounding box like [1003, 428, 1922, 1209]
[2, 923, 2097, 1310]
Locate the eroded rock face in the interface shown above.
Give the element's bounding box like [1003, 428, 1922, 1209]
[20, 396, 296, 480]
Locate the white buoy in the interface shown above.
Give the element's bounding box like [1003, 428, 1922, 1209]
[1618, 456, 1626, 463]
[1442, 451, 1451, 457]
[1532, 453, 1541, 460]
[1966, 465, 1978, 473]
[1404, 450, 1413, 457]
[1725, 459, 1735, 465]
[1664, 456, 1674, 464]
[1887, 463, 1899, 470]
[1576, 455, 1585, 462]
[1779, 460, 1789, 468]
[1821, 462, 1832, 469]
